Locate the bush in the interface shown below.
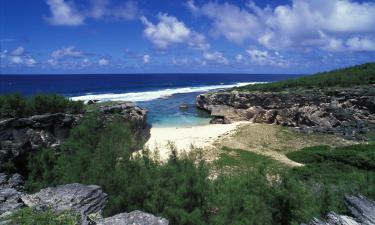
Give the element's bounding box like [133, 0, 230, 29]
[4, 208, 79, 225]
[26, 113, 211, 225]
[0, 93, 30, 117]
[287, 144, 375, 215]
[25, 112, 375, 225]
[0, 93, 84, 118]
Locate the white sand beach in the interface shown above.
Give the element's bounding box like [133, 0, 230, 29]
[144, 122, 250, 160]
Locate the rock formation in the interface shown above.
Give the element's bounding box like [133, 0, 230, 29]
[21, 183, 108, 225]
[98, 210, 169, 225]
[0, 102, 149, 174]
[196, 86, 375, 141]
[0, 113, 81, 173]
[0, 180, 168, 225]
[98, 102, 150, 142]
[0, 173, 24, 219]
[302, 195, 375, 225]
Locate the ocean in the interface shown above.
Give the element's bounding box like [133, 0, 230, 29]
[0, 74, 300, 127]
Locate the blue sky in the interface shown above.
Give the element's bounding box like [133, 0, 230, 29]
[1, 0, 375, 74]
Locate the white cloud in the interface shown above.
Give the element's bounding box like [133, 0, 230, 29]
[346, 37, 375, 51]
[235, 54, 244, 63]
[172, 57, 189, 65]
[51, 46, 84, 59]
[189, 0, 375, 51]
[2, 46, 37, 67]
[0, 50, 7, 59]
[45, 0, 139, 26]
[190, 1, 262, 44]
[143, 54, 150, 64]
[9, 56, 23, 64]
[141, 13, 209, 50]
[246, 49, 288, 67]
[24, 58, 37, 67]
[45, 0, 84, 26]
[11, 46, 25, 56]
[89, 0, 139, 21]
[202, 51, 228, 64]
[98, 58, 109, 66]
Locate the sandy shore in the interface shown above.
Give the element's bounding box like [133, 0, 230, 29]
[144, 122, 249, 160]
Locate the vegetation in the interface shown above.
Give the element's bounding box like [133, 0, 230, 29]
[234, 62, 375, 92]
[4, 208, 79, 225]
[287, 144, 375, 214]
[0, 93, 84, 118]
[24, 111, 375, 225]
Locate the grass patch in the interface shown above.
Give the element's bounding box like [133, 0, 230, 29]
[215, 147, 280, 170]
[287, 144, 375, 170]
[3, 208, 79, 225]
[287, 143, 375, 214]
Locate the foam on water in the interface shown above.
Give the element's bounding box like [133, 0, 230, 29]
[71, 82, 261, 102]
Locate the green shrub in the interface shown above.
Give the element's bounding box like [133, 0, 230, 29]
[287, 144, 375, 215]
[0, 93, 31, 117]
[4, 208, 79, 225]
[25, 111, 375, 225]
[0, 93, 84, 118]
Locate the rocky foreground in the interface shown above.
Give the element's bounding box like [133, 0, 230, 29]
[196, 85, 375, 141]
[0, 173, 168, 224]
[0, 102, 168, 224]
[302, 195, 375, 225]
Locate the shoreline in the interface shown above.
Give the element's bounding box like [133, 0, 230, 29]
[144, 122, 250, 160]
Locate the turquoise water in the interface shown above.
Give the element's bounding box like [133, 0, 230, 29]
[1, 73, 301, 127]
[137, 92, 212, 127]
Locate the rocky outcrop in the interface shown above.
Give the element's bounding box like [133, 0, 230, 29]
[98, 102, 150, 142]
[0, 181, 168, 225]
[0, 173, 24, 219]
[98, 210, 169, 225]
[0, 113, 81, 173]
[0, 102, 149, 174]
[302, 195, 375, 225]
[196, 86, 375, 141]
[21, 183, 107, 225]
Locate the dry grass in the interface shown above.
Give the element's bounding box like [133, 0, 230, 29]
[210, 123, 356, 167]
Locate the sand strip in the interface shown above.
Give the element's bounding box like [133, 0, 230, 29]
[144, 122, 249, 160]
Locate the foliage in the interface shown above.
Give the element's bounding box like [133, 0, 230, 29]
[0, 93, 84, 118]
[26, 113, 211, 225]
[287, 144, 375, 214]
[4, 208, 79, 225]
[25, 112, 375, 225]
[234, 63, 375, 92]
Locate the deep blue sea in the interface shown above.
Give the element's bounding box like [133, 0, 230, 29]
[0, 74, 301, 127]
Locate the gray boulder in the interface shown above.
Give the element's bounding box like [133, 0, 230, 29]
[21, 183, 107, 225]
[302, 195, 375, 225]
[345, 195, 375, 225]
[98, 210, 169, 225]
[0, 173, 25, 218]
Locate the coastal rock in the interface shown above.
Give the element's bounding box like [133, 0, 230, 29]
[345, 195, 375, 225]
[0, 113, 81, 174]
[0, 173, 25, 218]
[302, 195, 375, 225]
[179, 103, 189, 110]
[0, 102, 149, 174]
[196, 86, 375, 141]
[98, 102, 150, 142]
[21, 183, 107, 225]
[98, 210, 169, 225]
